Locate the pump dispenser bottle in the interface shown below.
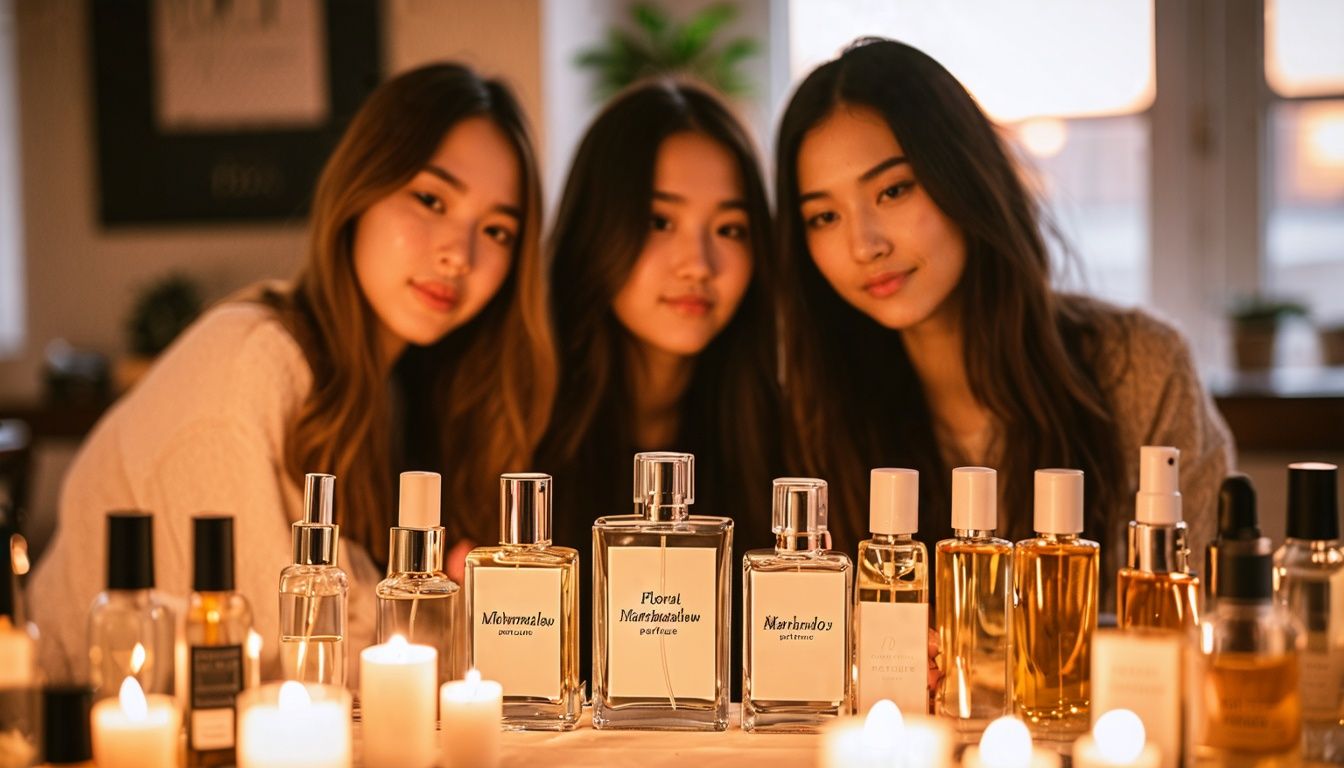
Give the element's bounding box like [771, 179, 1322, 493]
[88, 512, 175, 700]
[592, 452, 732, 731]
[1117, 446, 1201, 630]
[278, 473, 349, 686]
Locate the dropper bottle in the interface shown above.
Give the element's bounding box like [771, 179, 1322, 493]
[278, 473, 349, 686]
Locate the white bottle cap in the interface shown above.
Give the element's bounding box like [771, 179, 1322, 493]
[869, 468, 918, 535]
[952, 467, 997, 531]
[1136, 446, 1182, 525]
[397, 471, 441, 529]
[1034, 469, 1084, 534]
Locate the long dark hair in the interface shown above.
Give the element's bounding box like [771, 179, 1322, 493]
[776, 39, 1126, 559]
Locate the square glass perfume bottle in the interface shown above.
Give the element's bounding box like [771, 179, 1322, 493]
[592, 452, 732, 731]
[465, 473, 581, 731]
[743, 478, 853, 733]
[88, 511, 175, 700]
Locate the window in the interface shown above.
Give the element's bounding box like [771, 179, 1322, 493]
[0, 0, 24, 358]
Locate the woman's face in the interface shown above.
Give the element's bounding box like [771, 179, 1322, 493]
[612, 131, 754, 358]
[796, 104, 966, 332]
[353, 115, 521, 359]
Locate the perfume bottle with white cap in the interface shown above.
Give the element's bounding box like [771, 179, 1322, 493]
[1117, 446, 1200, 631]
[1010, 468, 1099, 742]
[935, 466, 1011, 736]
[854, 468, 928, 715]
[592, 452, 733, 731]
[743, 477, 853, 733]
[376, 471, 459, 685]
[278, 473, 349, 687]
[465, 473, 580, 730]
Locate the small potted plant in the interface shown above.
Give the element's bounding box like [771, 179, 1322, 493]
[1228, 296, 1309, 370]
[116, 274, 204, 393]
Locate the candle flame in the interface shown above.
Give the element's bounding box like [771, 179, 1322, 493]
[466, 668, 481, 684]
[130, 642, 147, 674]
[861, 699, 904, 758]
[278, 680, 311, 712]
[118, 676, 148, 722]
[979, 716, 1033, 768]
[246, 629, 263, 656]
[1094, 709, 1146, 762]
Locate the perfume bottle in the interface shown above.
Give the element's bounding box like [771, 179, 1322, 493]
[465, 473, 581, 730]
[186, 514, 254, 767]
[376, 471, 459, 686]
[1010, 468, 1099, 742]
[1117, 446, 1201, 631]
[88, 512, 175, 700]
[743, 478, 853, 732]
[1272, 462, 1343, 763]
[854, 468, 927, 715]
[592, 452, 732, 731]
[935, 466, 1011, 736]
[278, 473, 349, 687]
[1192, 474, 1302, 766]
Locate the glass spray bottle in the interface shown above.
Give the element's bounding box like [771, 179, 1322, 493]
[278, 473, 348, 686]
[1117, 446, 1201, 631]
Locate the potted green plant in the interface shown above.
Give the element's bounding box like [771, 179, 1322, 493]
[1228, 296, 1309, 370]
[116, 274, 203, 392]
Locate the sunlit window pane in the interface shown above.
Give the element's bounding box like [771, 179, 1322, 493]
[1266, 0, 1344, 98]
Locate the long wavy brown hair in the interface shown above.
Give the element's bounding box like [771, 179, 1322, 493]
[255, 63, 554, 563]
[775, 39, 1125, 561]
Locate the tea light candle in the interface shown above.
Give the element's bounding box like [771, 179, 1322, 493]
[238, 681, 351, 768]
[818, 699, 952, 768]
[361, 635, 438, 768]
[90, 677, 180, 768]
[961, 716, 1061, 768]
[439, 668, 503, 768]
[1074, 710, 1160, 768]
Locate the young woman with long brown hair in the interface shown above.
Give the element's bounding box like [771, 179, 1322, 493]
[30, 62, 554, 679]
[775, 39, 1233, 603]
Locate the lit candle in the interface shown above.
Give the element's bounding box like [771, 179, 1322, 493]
[818, 699, 952, 768]
[1073, 710, 1160, 768]
[90, 677, 180, 768]
[961, 716, 1061, 768]
[238, 681, 351, 768]
[246, 629, 263, 688]
[439, 668, 503, 768]
[361, 634, 438, 768]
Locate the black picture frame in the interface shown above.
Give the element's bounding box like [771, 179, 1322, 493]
[91, 1, 382, 226]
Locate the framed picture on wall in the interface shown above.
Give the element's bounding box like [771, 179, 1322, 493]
[91, 0, 381, 225]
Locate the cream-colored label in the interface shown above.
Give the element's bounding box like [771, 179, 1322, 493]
[190, 708, 234, 750]
[857, 600, 928, 714]
[471, 567, 562, 700]
[1300, 649, 1344, 718]
[749, 570, 846, 703]
[606, 545, 716, 701]
[1092, 630, 1182, 768]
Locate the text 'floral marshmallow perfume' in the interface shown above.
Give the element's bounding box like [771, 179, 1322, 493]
[935, 467, 1011, 737]
[466, 473, 581, 730]
[855, 468, 928, 715]
[88, 511, 175, 700]
[375, 471, 459, 686]
[1117, 446, 1200, 631]
[592, 452, 732, 731]
[743, 477, 853, 733]
[1010, 469, 1099, 742]
[278, 473, 349, 687]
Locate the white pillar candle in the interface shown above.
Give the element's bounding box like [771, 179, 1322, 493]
[1074, 710, 1161, 768]
[91, 677, 180, 768]
[961, 716, 1062, 768]
[238, 681, 351, 768]
[439, 669, 503, 768]
[818, 699, 953, 768]
[361, 635, 438, 768]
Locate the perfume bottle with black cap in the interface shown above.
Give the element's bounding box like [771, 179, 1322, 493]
[278, 473, 349, 687]
[88, 511, 175, 700]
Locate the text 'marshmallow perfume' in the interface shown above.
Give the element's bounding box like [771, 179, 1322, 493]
[592, 452, 732, 731]
[466, 472, 581, 730]
[935, 466, 1010, 736]
[1117, 446, 1200, 631]
[855, 468, 928, 715]
[88, 511, 175, 700]
[743, 477, 853, 732]
[278, 473, 349, 687]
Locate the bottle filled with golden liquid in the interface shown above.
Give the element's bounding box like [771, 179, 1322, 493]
[1010, 469, 1098, 743]
[935, 466, 1010, 739]
[1117, 446, 1201, 631]
[1192, 474, 1302, 767]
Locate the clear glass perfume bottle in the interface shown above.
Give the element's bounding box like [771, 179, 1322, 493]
[855, 468, 928, 716]
[1192, 474, 1303, 767]
[1272, 462, 1343, 763]
[1117, 446, 1201, 632]
[376, 471, 459, 686]
[278, 473, 349, 687]
[935, 466, 1011, 737]
[186, 515, 254, 768]
[743, 478, 853, 733]
[466, 473, 581, 731]
[88, 511, 175, 700]
[592, 452, 732, 731]
[1010, 468, 1099, 742]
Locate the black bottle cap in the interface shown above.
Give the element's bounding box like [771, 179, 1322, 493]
[106, 511, 155, 590]
[1217, 473, 1261, 540]
[193, 515, 235, 592]
[1286, 462, 1339, 541]
[1215, 474, 1274, 601]
[43, 685, 93, 764]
